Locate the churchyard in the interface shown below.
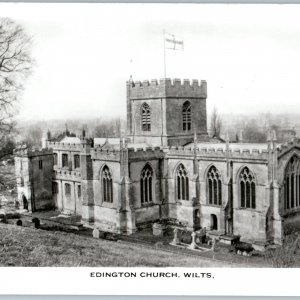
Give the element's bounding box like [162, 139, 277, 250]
[0, 203, 299, 267]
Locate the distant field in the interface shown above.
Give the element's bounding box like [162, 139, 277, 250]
[0, 223, 243, 267]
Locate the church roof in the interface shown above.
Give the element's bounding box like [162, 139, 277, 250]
[60, 136, 81, 144]
[94, 138, 120, 146]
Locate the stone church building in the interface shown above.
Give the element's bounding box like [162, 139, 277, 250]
[14, 78, 300, 246]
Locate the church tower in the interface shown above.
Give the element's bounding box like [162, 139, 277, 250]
[126, 78, 208, 147]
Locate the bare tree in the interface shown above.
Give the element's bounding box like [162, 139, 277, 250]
[0, 18, 33, 143]
[0, 18, 33, 194]
[210, 107, 222, 138]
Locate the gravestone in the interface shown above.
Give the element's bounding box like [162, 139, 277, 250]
[188, 231, 197, 249]
[32, 218, 40, 228]
[92, 228, 100, 239]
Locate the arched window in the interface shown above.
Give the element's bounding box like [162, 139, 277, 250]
[284, 156, 300, 210]
[182, 101, 192, 131]
[65, 183, 71, 196]
[207, 166, 222, 205]
[74, 154, 80, 169]
[102, 166, 113, 203]
[240, 167, 255, 209]
[141, 103, 151, 131]
[53, 153, 58, 166]
[140, 164, 153, 204]
[176, 164, 189, 200]
[62, 153, 68, 168]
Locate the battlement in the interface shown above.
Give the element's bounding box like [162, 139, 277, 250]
[91, 147, 121, 161]
[14, 147, 53, 157]
[47, 141, 83, 151]
[167, 145, 269, 160]
[128, 78, 207, 100]
[53, 169, 81, 181]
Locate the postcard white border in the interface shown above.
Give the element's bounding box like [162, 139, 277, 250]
[0, 267, 298, 296]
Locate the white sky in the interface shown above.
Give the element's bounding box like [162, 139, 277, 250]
[1, 3, 300, 121]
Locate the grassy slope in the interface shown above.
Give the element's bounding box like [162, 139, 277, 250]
[0, 223, 239, 267]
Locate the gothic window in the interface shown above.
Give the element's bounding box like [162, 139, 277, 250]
[140, 164, 153, 204]
[240, 167, 256, 209]
[77, 185, 81, 198]
[53, 153, 58, 166]
[62, 154, 68, 168]
[52, 182, 58, 194]
[65, 183, 71, 195]
[284, 156, 300, 210]
[207, 166, 222, 205]
[141, 103, 151, 131]
[39, 160, 43, 170]
[74, 154, 80, 169]
[182, 101, 192, 131]
[102, 166, 113, 203]
[176, 164, 189, 200]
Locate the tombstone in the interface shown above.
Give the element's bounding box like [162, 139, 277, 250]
[1, 216, 8, 224]
[199, 227, 207, 244]
[211, 238, 216, 252]
[32, 218, 40, 228]
[188, 231, 197, 249]
[92, 228, 100, 239]
[22, 195, 28, 210]
[170, 228, 179, 245]
[16, 219, 22, 226]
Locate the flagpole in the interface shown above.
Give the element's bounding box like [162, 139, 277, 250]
[163, 29, 166, 79]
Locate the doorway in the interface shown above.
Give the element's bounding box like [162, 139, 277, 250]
[22, 195, 28, 210]
[211, 214, 218, 230]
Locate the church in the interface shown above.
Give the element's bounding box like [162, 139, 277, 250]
[14, 78, 300, 247]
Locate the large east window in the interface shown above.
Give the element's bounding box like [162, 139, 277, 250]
[284, 156, 300, 210]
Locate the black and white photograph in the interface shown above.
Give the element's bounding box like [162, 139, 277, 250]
[1, 3, 300, 284]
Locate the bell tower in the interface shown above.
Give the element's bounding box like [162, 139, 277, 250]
[126, 78, 208, 147]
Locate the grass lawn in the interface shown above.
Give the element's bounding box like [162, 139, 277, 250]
[0, 222, 245, 267]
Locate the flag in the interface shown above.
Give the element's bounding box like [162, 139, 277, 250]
[164, 32, 184, 51]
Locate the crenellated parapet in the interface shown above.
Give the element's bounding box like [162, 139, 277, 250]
[166, 145, 269, 161]
[128, 146, 164, 160]
[14, 147, 53, 157]
[91, 147, 121, 161]
[128, 78, 207, 99]
[53, 169, 81, 181]
[47, 141, 82, 151]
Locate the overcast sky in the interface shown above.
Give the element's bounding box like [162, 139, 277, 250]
[1, 3, 300, 121]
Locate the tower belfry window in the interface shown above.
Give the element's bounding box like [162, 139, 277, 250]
[182, 101, 192, 131]
[141, 103, 151, 131]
